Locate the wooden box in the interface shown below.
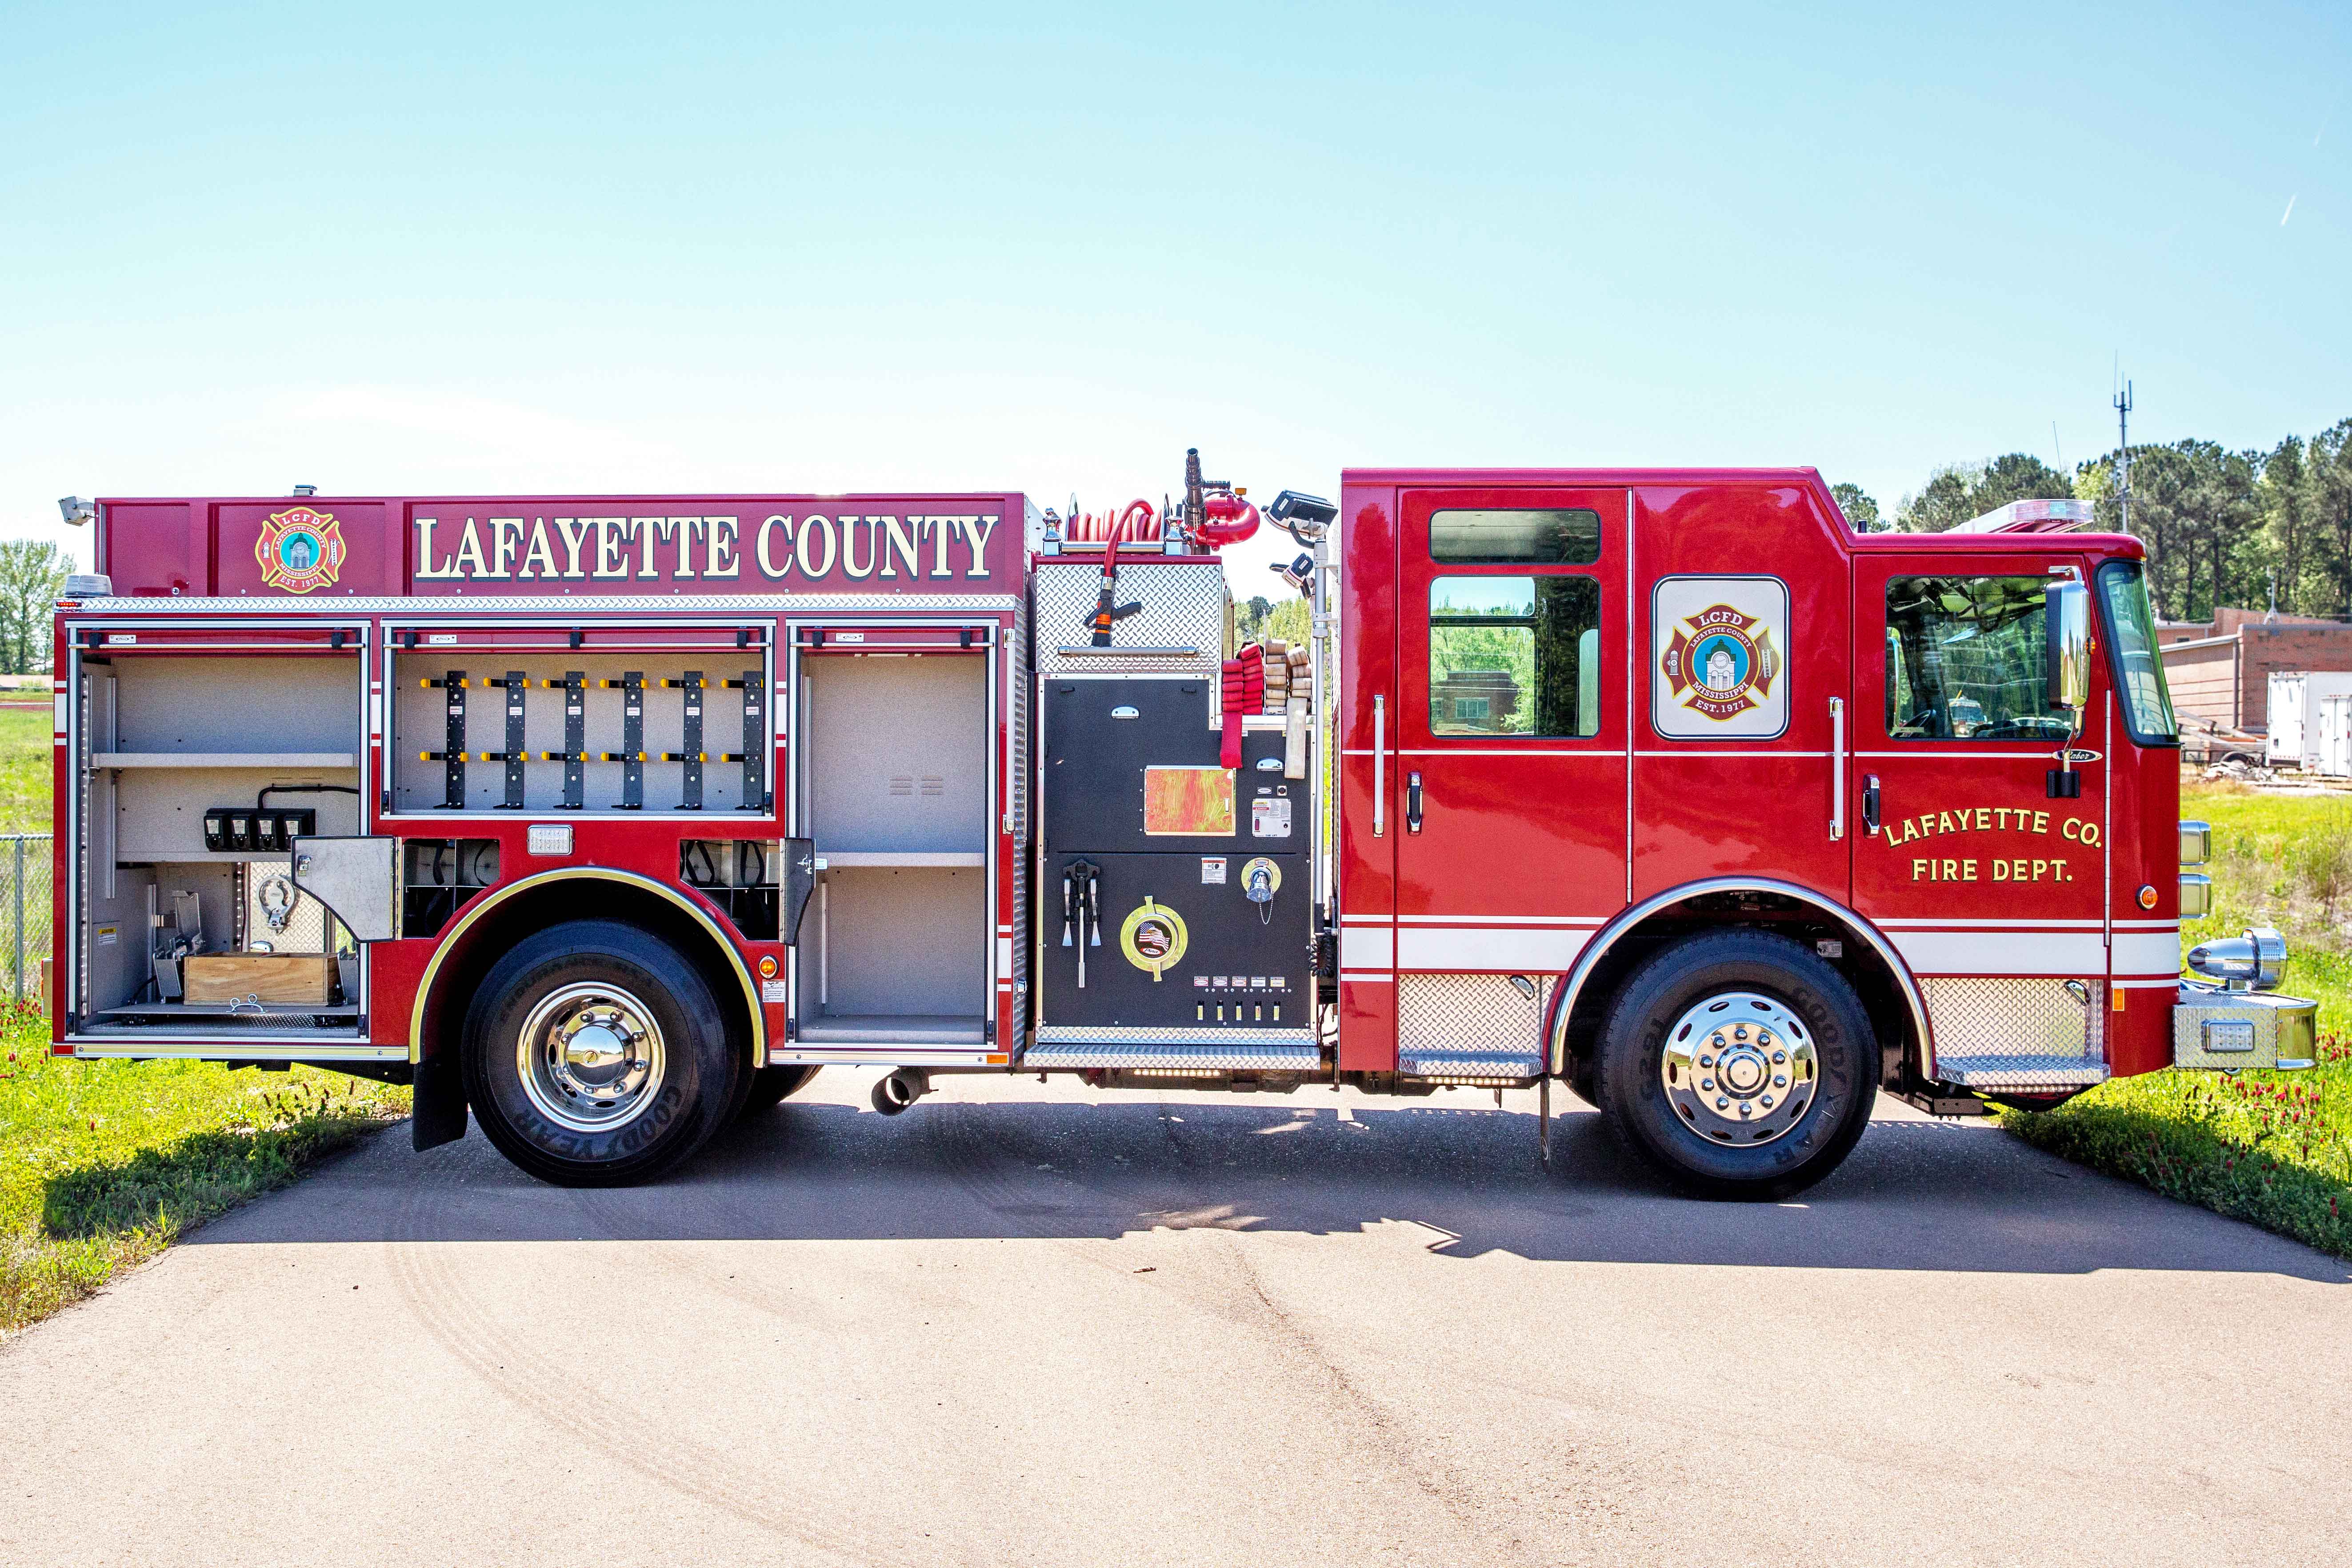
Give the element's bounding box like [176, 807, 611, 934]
[182, 953, 334, 1005]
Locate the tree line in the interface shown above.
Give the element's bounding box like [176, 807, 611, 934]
[1836, 416, 2352, 624]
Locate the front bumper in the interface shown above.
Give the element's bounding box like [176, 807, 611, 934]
[2172, 983, 2319, 1071]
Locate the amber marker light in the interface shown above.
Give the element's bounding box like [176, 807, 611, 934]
[756, 955, 778, 980]
[2138, 884, 2160, 910]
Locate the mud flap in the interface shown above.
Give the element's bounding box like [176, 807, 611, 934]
[411, 1047, 468, 1151]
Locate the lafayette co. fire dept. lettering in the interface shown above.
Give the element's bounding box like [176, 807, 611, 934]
[413, 513, 999, 584]
[1882, 804, 2102, 882]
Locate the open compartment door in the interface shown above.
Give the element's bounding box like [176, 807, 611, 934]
[292, 836, 401, 942]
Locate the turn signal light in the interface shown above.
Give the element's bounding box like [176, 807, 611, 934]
[2138, 884, 2160, 910]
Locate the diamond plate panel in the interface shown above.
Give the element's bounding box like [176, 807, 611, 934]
[1008, 591, 1029, 1010]
[1923, 976, 2108, 1089]
[2172, 985, 2319, 1070]
[1032, 561, 1228, 676]
[1395, 1048, 1544, 1081]
[1396, 972, 1553, 1074]
[1022, 1037, 1321, 1072]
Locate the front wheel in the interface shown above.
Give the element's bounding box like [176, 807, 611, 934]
[462, 920, 741, 1186]
[1594, 929, 1877, 1200]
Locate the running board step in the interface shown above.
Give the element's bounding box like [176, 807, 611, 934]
[1022, 1036, 1321, 1072]
[1397, 1048, 1544, 1083]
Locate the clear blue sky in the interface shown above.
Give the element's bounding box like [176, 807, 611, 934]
[3, 1, 2344, 578]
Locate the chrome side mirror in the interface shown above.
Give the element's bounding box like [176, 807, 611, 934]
[2046, 580, 2092, 715]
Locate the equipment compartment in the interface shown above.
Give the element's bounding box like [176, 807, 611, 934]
[793, 652, 991, 1045]
[73, 649, 368, 1042]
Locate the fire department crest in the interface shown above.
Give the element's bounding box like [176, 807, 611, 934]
[1660, 604, 1779, 721]
[253, 506, 345, 594]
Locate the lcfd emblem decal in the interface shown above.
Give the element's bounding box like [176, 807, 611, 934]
[1660, 604, 1779, 721]
[253, 507, 346, 594]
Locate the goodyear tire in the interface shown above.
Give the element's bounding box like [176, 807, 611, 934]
[462, 920, 740, 1187]
[736, 1064, 821, 1119]
[1594, 929, 1876, 1200]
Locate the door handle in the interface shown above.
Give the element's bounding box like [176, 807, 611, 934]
[1406, 770, 1424, 834]
[1828, 696, 1846, 843]
[1863, 773, 1881, 835]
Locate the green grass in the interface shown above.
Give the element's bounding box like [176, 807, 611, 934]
[0, 705, 54, 834]
[2001, 780, 2352, 1260]
[0, 1009, 409, 1335]
[0, 698, 410, 1336]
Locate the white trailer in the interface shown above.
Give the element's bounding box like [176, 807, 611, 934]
[2265, 671, 2352, 769]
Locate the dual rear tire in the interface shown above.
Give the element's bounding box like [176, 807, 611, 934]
[462, 920, 748, 1187]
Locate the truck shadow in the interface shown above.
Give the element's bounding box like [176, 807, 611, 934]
[179, 1091, 2352, 1281]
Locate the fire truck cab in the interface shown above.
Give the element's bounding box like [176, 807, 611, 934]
[49, 460, 2316, 1197]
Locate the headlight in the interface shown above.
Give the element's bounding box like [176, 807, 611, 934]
[2179, 819, 2210, 866]
[2179, 873, 2212, 919]
[2186, 926, 2286, 992]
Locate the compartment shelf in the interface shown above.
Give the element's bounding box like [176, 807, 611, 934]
[116, 849, 293, 866]
[818, 850, 986, 868]
[94, 752, 357, 769]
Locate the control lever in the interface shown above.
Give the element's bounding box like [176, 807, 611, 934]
[1060, 863, 1076, 948]
[1406, 771, 1424, 834]
[1069, 860, 1100, 987]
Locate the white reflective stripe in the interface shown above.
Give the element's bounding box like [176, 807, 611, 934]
[1341, 927, 1392, 968]
[53, 695, 68, 733]
[1339, 971, 1395, 983]
[2111, 931, 2182, 975]
[2115, 977, 2184, 989]
[2112, 919, 2180, 930]
[1340, 913, 1393, 925]
[1397, 927, 1591, 969]
[996, 937, 1012, 973]
[1890, 930, 2107, 975]
[1394, 914, 1602, 926]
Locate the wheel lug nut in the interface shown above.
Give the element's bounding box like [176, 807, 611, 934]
[1760, 1096, 1774, 1108]
[1772, 1051, 1786, 1064]
[1774, 1075, 1787, 1088]
[1700, 1055, 1714, 1067]
[1701, 1079, 1715, 1091]
[1716, 1096, 1730, 1109]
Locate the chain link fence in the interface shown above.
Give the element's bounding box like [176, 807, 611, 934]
[0, 834, 52, 1007]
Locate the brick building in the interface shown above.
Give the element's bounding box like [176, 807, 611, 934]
[2157, 608, 2352, 731]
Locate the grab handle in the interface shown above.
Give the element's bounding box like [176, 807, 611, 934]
[1829, 696, 1846, 843]
[1372, 695, 1386, 838]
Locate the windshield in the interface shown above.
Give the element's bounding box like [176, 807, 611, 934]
[2096, 560, 2179, 745]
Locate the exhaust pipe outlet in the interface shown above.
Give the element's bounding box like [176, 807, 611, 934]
[871, 1067, 930, 1116]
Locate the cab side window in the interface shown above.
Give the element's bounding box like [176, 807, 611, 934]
[1885, 574, 2072, 741]
[1429, 575, 1600, 737]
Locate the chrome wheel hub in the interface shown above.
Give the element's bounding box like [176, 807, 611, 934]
[1660, 990, 1816, 1146]
[517, 982, 666, 1133]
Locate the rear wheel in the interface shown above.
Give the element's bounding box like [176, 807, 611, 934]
[462, 920, 740, 1186]
[1594, 929, 1876, 1200]
[737, 1064, 821, 1119]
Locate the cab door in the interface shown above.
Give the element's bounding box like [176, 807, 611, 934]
[1392, 489, 1629, 999]
[1852, 553, 2112, 1080]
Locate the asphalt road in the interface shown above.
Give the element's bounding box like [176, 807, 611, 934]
[4, 1074, 2346, 1568]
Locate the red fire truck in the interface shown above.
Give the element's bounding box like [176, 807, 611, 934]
[48, 457, 2316, 1197]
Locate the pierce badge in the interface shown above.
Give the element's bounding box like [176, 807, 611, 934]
[253, 506, 346, 594]
[1660, 603, 1778, 722]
